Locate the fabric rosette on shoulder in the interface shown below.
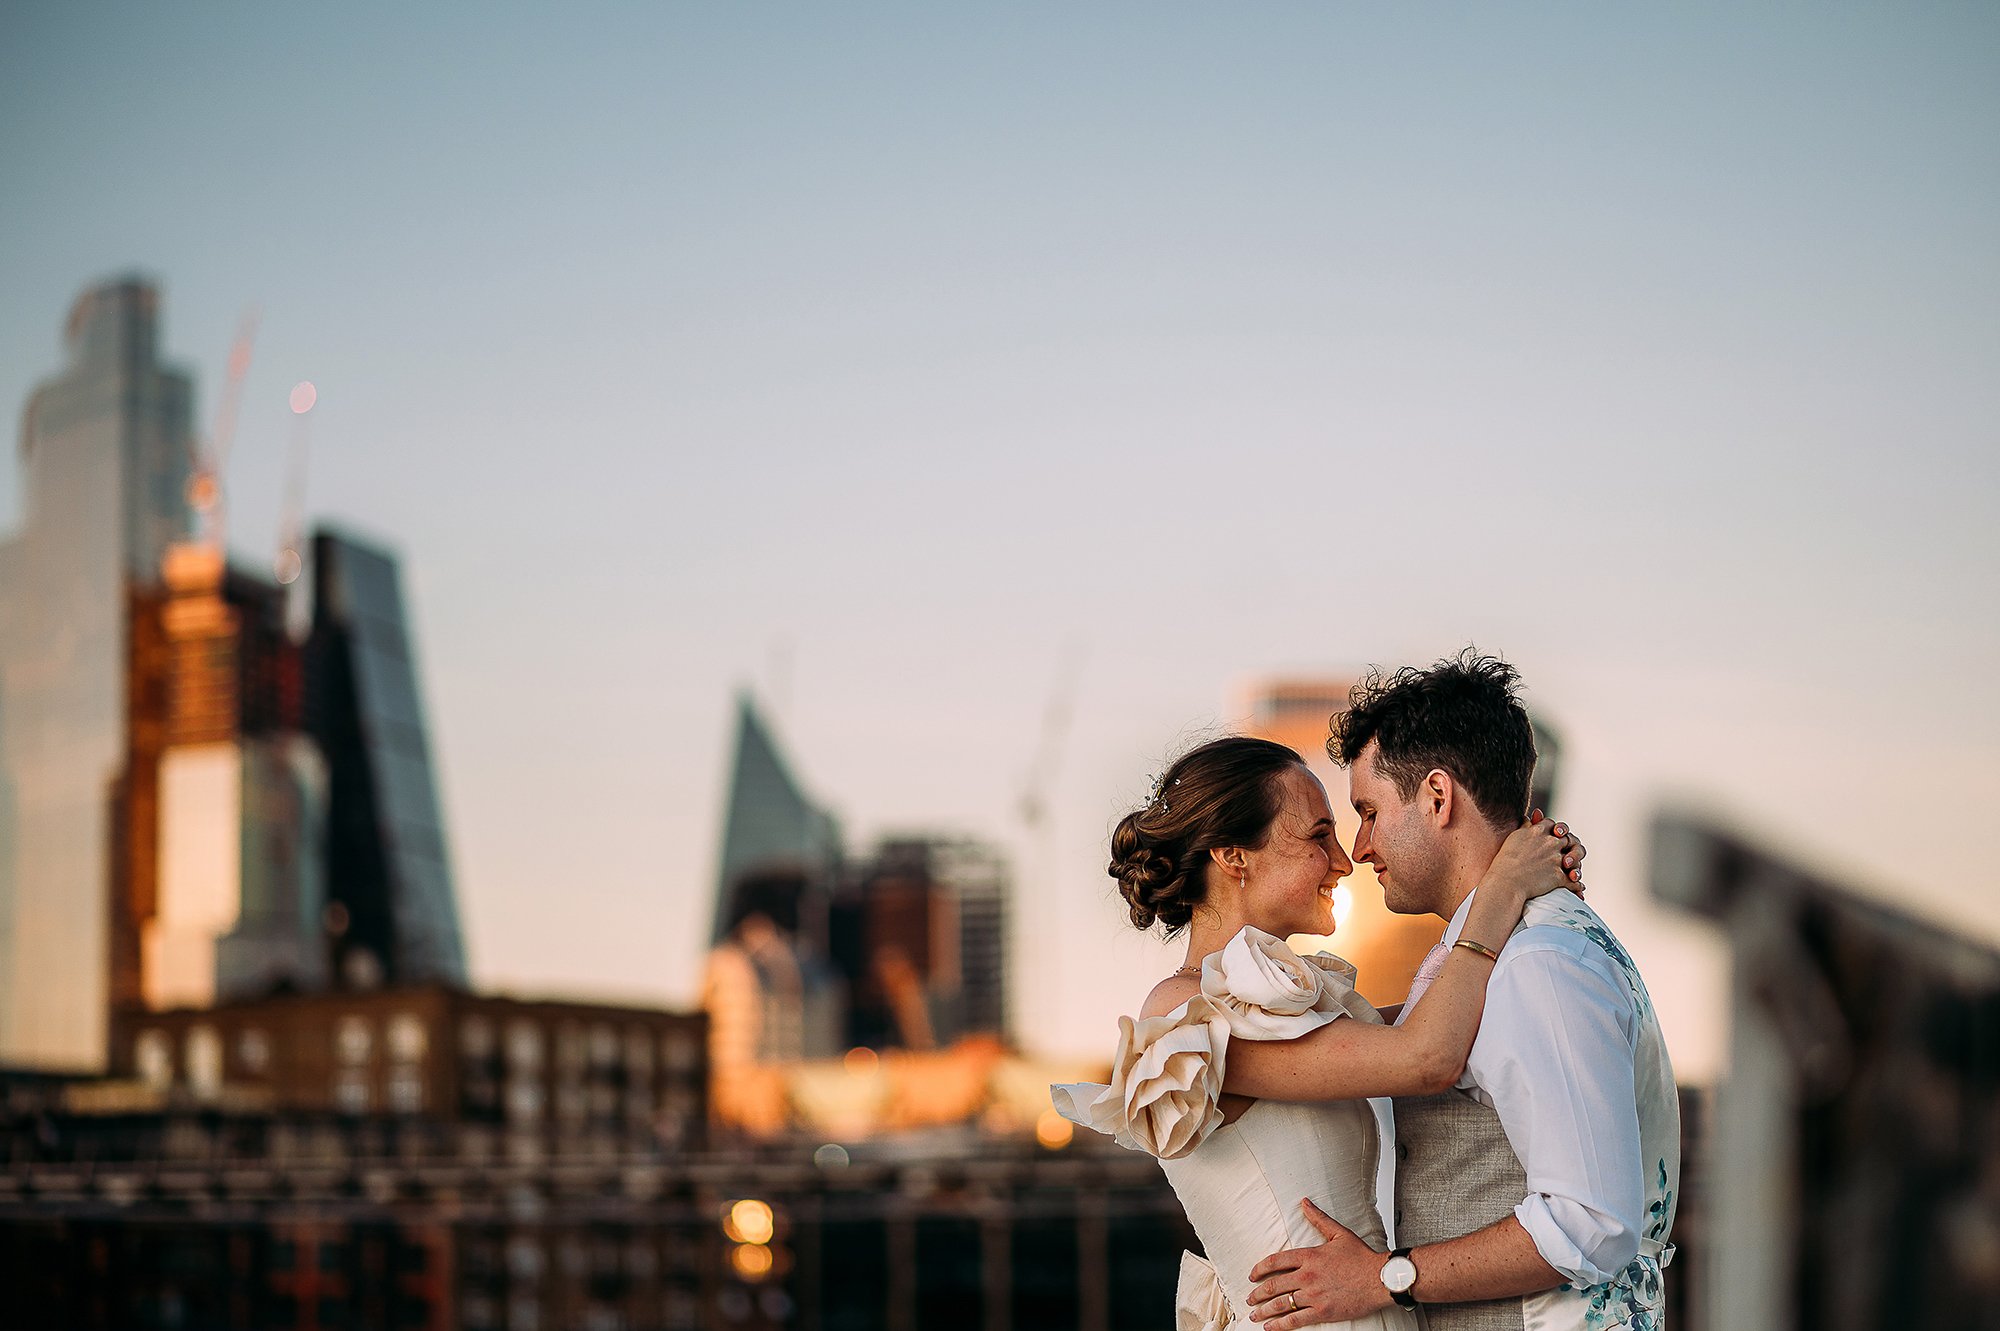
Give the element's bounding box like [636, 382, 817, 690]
[1049, 926, 1379, 1160]
[1051, 995, 1233, 1159]
[1199, 926, 1381, 1036]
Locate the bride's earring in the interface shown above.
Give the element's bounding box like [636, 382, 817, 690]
[1239, 872, 1246, 892]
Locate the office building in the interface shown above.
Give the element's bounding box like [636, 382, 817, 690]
[709, 694, 841, 948]
[831, 836, 1009, 1050]
[305, 528, 469, 988]
[0, 278, 196, 1069]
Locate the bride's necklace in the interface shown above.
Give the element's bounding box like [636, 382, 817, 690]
[1171, 961, 1203, 977]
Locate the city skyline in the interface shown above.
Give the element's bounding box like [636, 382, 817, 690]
[0, 278, 475, 1069]
[3, 6, 1996, 1082]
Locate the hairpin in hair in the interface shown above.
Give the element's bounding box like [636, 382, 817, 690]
[1147, 773, 1180, 813]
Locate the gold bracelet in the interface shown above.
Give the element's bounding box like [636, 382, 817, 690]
[1452, 938, 1501, 962]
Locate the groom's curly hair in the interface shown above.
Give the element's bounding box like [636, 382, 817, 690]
[1328, 649, 1537, 831]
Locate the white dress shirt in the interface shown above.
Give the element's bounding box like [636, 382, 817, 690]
[1437, 887, 1645, 1286]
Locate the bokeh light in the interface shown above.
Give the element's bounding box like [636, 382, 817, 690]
[723, 1198, 775, 1246]
[289, 381, 316, 414]
[1035, 1108, 1073, 1151]
[728, 1243, 774, 1281]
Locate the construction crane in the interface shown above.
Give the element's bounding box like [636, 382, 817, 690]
[186, 309, 260, 550]
[1019, 644, 1082, 831]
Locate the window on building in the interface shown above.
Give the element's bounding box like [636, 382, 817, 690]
[506, 1237, 543, 1279]
[507, 1020, 542, 1070]
[388, 1012, 427, 1061]
[334, 1070, 370, 1114]
[661, 1033, 697, 1073]
[388, 1066, 425, 1114]
[506, 1078, 544, 1122]
[238, 1028, 272, 1075]
[337, 1015, 372, 1064]
[589, 1023, 618, 1068]
[557, 1021, 587, 1073]
[135, 1029, 173, 1089]
[625, 1028, 653, 1076]
[185, 1026, 223, 1100]
[461, 1014, 494, 1059]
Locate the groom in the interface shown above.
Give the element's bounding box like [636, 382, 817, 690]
[1227, 652, 1679, 1329]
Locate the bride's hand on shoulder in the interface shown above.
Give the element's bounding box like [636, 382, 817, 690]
[1486, 810, 1587, 902]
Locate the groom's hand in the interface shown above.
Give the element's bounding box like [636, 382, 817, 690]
[1245, 1199, 1393, 1326]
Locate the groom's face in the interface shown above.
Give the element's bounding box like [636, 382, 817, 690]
[1348, 741, 1448, 916]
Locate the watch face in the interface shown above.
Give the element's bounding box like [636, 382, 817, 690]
[1381, 1256, 1418, 1293]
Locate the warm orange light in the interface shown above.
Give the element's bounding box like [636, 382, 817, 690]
[728, 1242, 774, 1281]
[290, 381, 317, 414]
[842, 1046, 879, 1075]
[723, 1198, 775, 1245]
[1332, 885, 1354, 930]
[1035, 1108, 1074, 1150]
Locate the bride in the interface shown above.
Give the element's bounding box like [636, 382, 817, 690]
[1052, 737, 1583, 1330]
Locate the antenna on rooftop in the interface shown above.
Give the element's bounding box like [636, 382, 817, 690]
[273, 381, 315, 587]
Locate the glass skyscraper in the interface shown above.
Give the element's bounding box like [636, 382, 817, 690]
[306, 528, 468, 988]
[0, 279, 195, 1069]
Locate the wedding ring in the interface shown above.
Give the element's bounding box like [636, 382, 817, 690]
[1287, 1292, 1299, 1313]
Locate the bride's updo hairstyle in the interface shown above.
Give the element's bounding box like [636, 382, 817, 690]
[1108, 737, 1303, 937]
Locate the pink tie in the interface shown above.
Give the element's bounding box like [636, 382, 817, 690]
[1396, 942, 1452, 1026]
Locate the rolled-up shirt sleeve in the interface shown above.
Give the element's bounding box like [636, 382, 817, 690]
[1463, 933, 1644, 1287]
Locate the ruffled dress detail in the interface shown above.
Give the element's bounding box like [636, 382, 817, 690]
[1050, 926, 1377, 1160]
[1053, 928, 1413, 1331]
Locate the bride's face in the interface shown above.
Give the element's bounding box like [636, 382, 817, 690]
[1239, 765, 1354, 938]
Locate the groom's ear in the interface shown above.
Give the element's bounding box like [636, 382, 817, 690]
[1423, 769, 1455, 825]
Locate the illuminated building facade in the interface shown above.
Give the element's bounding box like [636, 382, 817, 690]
[143, 542, 327, 1010]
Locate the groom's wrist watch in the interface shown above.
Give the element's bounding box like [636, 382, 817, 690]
[1379, 1248, 1419, 1309]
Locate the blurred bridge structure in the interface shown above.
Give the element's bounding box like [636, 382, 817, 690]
[1653, 812, 2000, 1331]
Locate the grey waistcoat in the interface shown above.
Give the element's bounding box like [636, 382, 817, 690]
[1393, 1088, 1529, 1331]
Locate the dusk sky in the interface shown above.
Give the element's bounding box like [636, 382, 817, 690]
[4, 4, 1996, 1076]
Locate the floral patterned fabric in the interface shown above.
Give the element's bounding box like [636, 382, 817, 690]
[1517, 896, 1680, 1331]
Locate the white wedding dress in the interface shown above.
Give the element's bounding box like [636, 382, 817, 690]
[1053, 928, 1418, 1331]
